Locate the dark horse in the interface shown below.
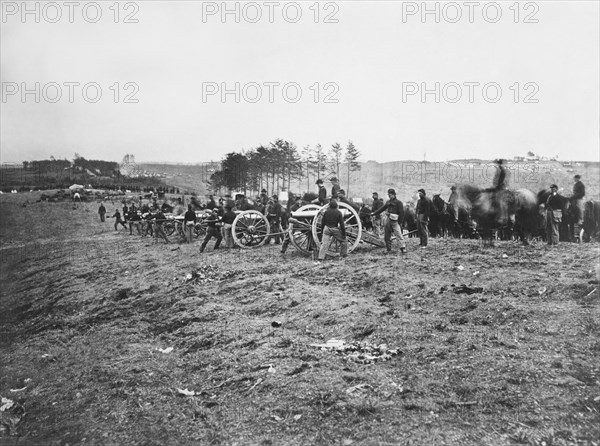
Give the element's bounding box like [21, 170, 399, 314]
[582, 200, 600, 242]
[457, 184, 538, 245]
[430, 194, 453, 238]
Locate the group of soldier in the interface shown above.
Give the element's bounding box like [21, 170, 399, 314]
[95, 164, 590, 257]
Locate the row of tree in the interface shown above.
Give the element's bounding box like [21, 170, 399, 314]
[208, 140, 361, 197]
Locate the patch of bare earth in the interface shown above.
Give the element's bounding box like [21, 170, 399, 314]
[1, 196, 599, 445]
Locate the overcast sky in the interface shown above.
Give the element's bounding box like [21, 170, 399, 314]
[1, 1, 598, 164]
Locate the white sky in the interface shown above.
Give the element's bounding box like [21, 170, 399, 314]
[1, 1, 599, 163]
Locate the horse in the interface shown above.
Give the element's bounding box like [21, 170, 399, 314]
[403, 203, 418, 237]
[582, 200, 600, 242]
[430, 194, 453, 238]
[457, 184, 538, 245]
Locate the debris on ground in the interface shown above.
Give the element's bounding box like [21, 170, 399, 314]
[453, 285, 484, 295]
[157, 347, 174, 354]
[309, 340, 401, 364]
[0, 396, 25, 436]
[176, 388, 196, 397]
[182, 265, 230, 284]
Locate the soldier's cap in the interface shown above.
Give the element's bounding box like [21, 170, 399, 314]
[372, 192, 378, 196]
[272, 195, 278, 200]
[574, 174, 581, 180]
[330, 177, 338, 182]
[418, 188, 426, 195]
[316, 179, 323, 184]
[387, 188, 396, 195]
[451, 186, 456, 190]
[261, 189, 267, 193]
[550, 184, 558, 189]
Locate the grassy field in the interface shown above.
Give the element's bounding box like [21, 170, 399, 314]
[1, 193, 599, 445]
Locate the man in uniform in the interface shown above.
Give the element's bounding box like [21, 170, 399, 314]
[316, 198, 348, 262]
[371, 192, 384, 237]
[200, 209, 223, 253]
[314, 179, 327, 205]
[98, 202, 106, 222]
[330, 177, 341, 199]
[371, 189, 407, 254]
[265, 195, 283, 245]
[152, 209, 170, 243]
[571, 174, 586, 241]
[128, 208, 142, 236]
[221, 202, 237, 249]
[206, 195, 217, 210]
[183, 204, 197, 243]
[546, 184, 564, 246]
[337, 189, 359, 212]
[416, 189, 431, 247]
[447, 186, 458, 214]
[110, 209, 128, 231]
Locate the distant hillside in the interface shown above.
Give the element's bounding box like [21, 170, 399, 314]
[135, 159, 599, 202]
[138, 163, 220, 195]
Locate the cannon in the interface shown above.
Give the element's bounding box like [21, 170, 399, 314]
[230, 202, 385, 254]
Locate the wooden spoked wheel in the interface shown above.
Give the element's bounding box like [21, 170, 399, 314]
[311, 202, 362, 254]
[232, 210, 271, 248]
[288, 204, 321, 254]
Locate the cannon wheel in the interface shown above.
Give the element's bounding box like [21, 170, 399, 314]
[194, 214, 210, 238]
[288, 204, 321, 255]
[232, 210, 271, 248]
[311, 202, 362, 254]
[163, 218, 178, 236]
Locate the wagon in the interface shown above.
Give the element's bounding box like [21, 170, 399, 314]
[231, 202, 385, 254]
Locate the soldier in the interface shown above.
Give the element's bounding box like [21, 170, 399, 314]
[337, 189, 359, 212]
[371, 188, 407, 254]
[200, 209, 223, 253]
[416, 189, 431, 248]
[259, 189, 269, 207]
[371, 192, 384, 237]
[206, 195, 217, 210]
[265, 195, 283, 245]
[571, 174, 586, 240]
[330, 177, 341, 199]
[128, 209, 142, 235]
[152, 210, 170, 243]
[183, 204, 197, 243]
[221, 203, 237, 249]
[447, 186, 458, 221]
[492, 159, 507, 191]
[359, 201, 373, 232]
[315, 199, 348, 263]
[290, 195, 303, 212]
[98, 202, 106, 222]
[110, 209, 128, 231]
[546, 184, 564, 246]
[122, 203, 129, 223]
[313, 179, 327, 205]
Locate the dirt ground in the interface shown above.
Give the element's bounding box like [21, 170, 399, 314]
[1, 194, 599, 445]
